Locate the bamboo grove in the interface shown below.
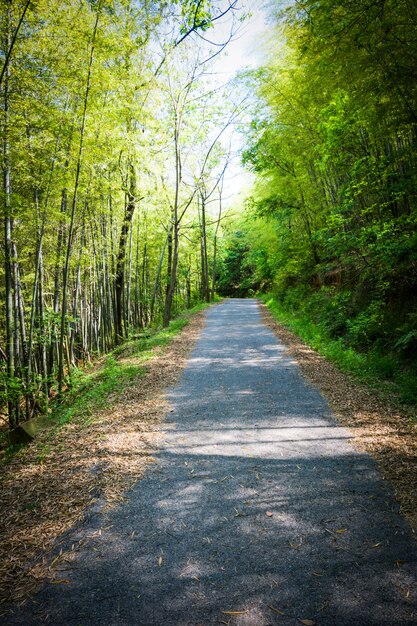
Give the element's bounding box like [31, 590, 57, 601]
[0, 0, 241, 429]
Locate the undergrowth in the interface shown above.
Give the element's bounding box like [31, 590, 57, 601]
[1, 302, 212, 460]
[49, 301, 211, 426]
[261, 293, 417, 407]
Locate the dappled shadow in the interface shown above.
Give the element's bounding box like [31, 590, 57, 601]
[9, 450, 416, 626]
[6, 299, 416, 625]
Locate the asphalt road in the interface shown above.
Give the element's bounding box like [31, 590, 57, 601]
[6, 299, 417, 625]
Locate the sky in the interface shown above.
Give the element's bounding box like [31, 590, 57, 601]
[216, 1, 270, 75]
[208, 1, 271, 208]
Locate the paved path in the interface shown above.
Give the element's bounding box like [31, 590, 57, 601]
[7, 299, 417, 625]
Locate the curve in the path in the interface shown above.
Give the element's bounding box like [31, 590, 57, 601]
[6, 299, 417, 625]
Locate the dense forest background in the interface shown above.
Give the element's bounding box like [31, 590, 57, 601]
[1, 0, 417, 432]
[218, 0, 417, 402]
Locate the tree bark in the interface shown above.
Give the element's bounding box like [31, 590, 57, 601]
[115, 162, 137, 342]
[3, 3, 16, 427]
[58, 10, 99, 394]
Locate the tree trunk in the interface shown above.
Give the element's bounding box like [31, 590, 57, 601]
[2, 3, 17, 427]
[58, 10, 99, 394]
[125, 217, 133, 335]
[211, 186, 223, 301]
[150, 227, 171, 324]
[115, 162, 137, 342]
[163, 114, 181, 327]
[163, 220, 179, 326]
[199, 192, 210, 302]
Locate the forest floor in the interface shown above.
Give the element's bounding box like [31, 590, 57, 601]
[2, 298, 416, 625]
[0, 306, 209, 610]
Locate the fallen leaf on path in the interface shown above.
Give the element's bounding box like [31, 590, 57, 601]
[222, 610, 247, 615]
[268, 605, 285, 615]
[265, 511, 273, 517]
[336, 529, 347, 533]
[299, 620, 316, 626]
[312, 571, 323, 577]
[50, 579, 70, 584]
[371, 542, 382, 548]
[158, 555, 163, 567]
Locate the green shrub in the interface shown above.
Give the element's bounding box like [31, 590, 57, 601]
[262, 291, 417, 405]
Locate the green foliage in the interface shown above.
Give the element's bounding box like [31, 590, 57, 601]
[0, 373, 24, 407]
[237, 0, 417, 395]
[262, 292, 417, 405]
[216, 230, 256, 297]
[0, 0, 236, 427]
[0, 301, 212, 459]
[52, 301, 210, 426]
[177, 0, 213, 33]
[53, 355, 141, 426]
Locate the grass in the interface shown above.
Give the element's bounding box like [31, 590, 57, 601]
[261, 293, 417, 407]
[52, 301, 212, 426]
[1, 301, 213, 459]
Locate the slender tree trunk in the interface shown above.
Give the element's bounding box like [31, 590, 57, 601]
[0, 0, 31, 88]
[141, 242, 148, 326]
[115, 162, 137, 342]
[125, 218, 133, 335]
[150, 227, 171, 324]
[27, 189, 42, 418]
[2, 4, 16, 427]
[48, 188, 66, 379]
[134, 217, 140, 327]
[199, 192, 210, 302]
[163, 116, 181, 327]
[38, 239, 48, 401]
[211, 186, 223, 301]
[58, 10, 99, 394]
[69, 223, 84, 365]
[163, 220, 179, 326]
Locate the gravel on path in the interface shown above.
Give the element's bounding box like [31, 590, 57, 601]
[5, 299, 417, 626]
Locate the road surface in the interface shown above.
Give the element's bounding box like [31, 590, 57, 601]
[6, 299, 417, 625]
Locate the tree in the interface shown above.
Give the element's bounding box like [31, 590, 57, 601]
[239, 0, 417, 366]
[0, 0, 243, 427]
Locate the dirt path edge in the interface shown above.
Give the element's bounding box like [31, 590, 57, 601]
[0, 308, 209, 610]
[259, 301, 417, 535]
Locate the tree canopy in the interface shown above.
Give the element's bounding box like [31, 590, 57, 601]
[214, 0, 417, 399]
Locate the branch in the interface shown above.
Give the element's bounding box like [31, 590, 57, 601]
[174, 0, 239, 49]
[0, 0, 31, 88]
[150, 0, 239, 83]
